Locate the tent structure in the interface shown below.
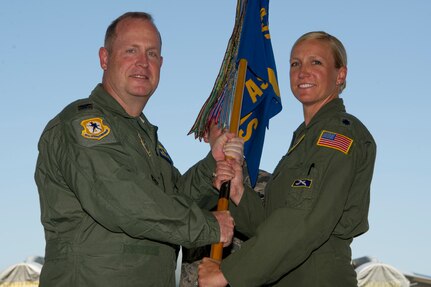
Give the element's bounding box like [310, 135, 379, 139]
[353, 256, 431, 287]
[354, 257, 409, 287]
[356, 261, 410, 287]
[0, 257, 43, 287]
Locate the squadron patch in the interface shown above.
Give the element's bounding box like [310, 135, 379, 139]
[80, 117, 111, 140]
[317, 130, 353, 154]
[158, 143, 173, 165]
[292, 179, 312, 188]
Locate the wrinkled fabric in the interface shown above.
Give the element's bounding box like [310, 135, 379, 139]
[223, 99, 377, 287]
[35, 84, 220, 286]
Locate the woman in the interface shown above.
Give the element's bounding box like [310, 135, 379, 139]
[198, 31, 377, 286]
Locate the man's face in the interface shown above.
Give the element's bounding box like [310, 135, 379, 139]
[100, 18, 163, 105]
[204, 121, 224, 147]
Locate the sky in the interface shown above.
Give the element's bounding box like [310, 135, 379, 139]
[1, 0, 430, 280]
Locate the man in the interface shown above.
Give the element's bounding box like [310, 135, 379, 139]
[35, 12, 242, 286]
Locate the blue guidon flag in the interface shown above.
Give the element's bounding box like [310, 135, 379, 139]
[188, 0, 281, 188]
[237, 0, 282, 187]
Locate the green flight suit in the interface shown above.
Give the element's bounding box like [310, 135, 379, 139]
[222, 98, 377, 286]
[35, 84, 220, 286]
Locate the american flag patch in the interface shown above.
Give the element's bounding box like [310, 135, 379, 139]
[317, 130, 353, 154]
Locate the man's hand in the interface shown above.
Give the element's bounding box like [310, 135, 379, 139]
[198, 257, 229, 287]
[211, 133, 244, 163]
[211, 211, 234, 247]
[223, 136, 244, 165]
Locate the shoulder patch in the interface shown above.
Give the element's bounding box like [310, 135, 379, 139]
[292, 179, 312, 188]
[157, 143, 173, 165]
[80, 117, 111, 140]
[317, 130, 353, 154]
[72, 116, 117, 147]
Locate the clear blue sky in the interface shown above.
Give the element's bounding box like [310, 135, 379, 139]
[1, 0, 430, 278]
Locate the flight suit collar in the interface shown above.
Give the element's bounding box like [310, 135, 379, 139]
[89, 83, 159, 141]
[298, 98, 345, 133]
[307, 98, 346, 128]
[289, 98, 346, 154]
[89, 84, 135, 119]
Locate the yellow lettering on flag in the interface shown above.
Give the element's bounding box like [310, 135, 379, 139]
[239, 112, 259, 142]
[268, 67, 280, 97]
[246, 79, 264, 103]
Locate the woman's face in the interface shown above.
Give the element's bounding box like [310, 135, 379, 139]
[289, 39, 346, 109]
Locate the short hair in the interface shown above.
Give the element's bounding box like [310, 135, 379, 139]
[104, 12, 162, 52]
[292, 31, 347, 93]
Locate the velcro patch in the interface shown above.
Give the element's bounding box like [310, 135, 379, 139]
[80, 117, 111, 140]
[292, 179, 312, 188]
[158, 143, 173, 165]
[317, 130, 353, 154]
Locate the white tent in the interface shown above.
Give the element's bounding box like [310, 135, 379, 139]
[0, 257, 43, 287]
[356, 261, 410, 287]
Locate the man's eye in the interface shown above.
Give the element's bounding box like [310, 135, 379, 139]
[290, 62, 298, 67]
[126, 48, 136, 54]
[148, 51, 159, 58]
[312, 60, 322, 65]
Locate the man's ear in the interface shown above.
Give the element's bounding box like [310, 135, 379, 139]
[203, 132, 210, 143]
[99, 47, 108, 70]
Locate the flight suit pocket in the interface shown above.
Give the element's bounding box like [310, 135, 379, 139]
[284, 162, 319, 210]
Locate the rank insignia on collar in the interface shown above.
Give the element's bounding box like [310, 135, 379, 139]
[292, 179, 312, 188]
[317, 130, 353, 154]
[80, 117, 111, 140]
